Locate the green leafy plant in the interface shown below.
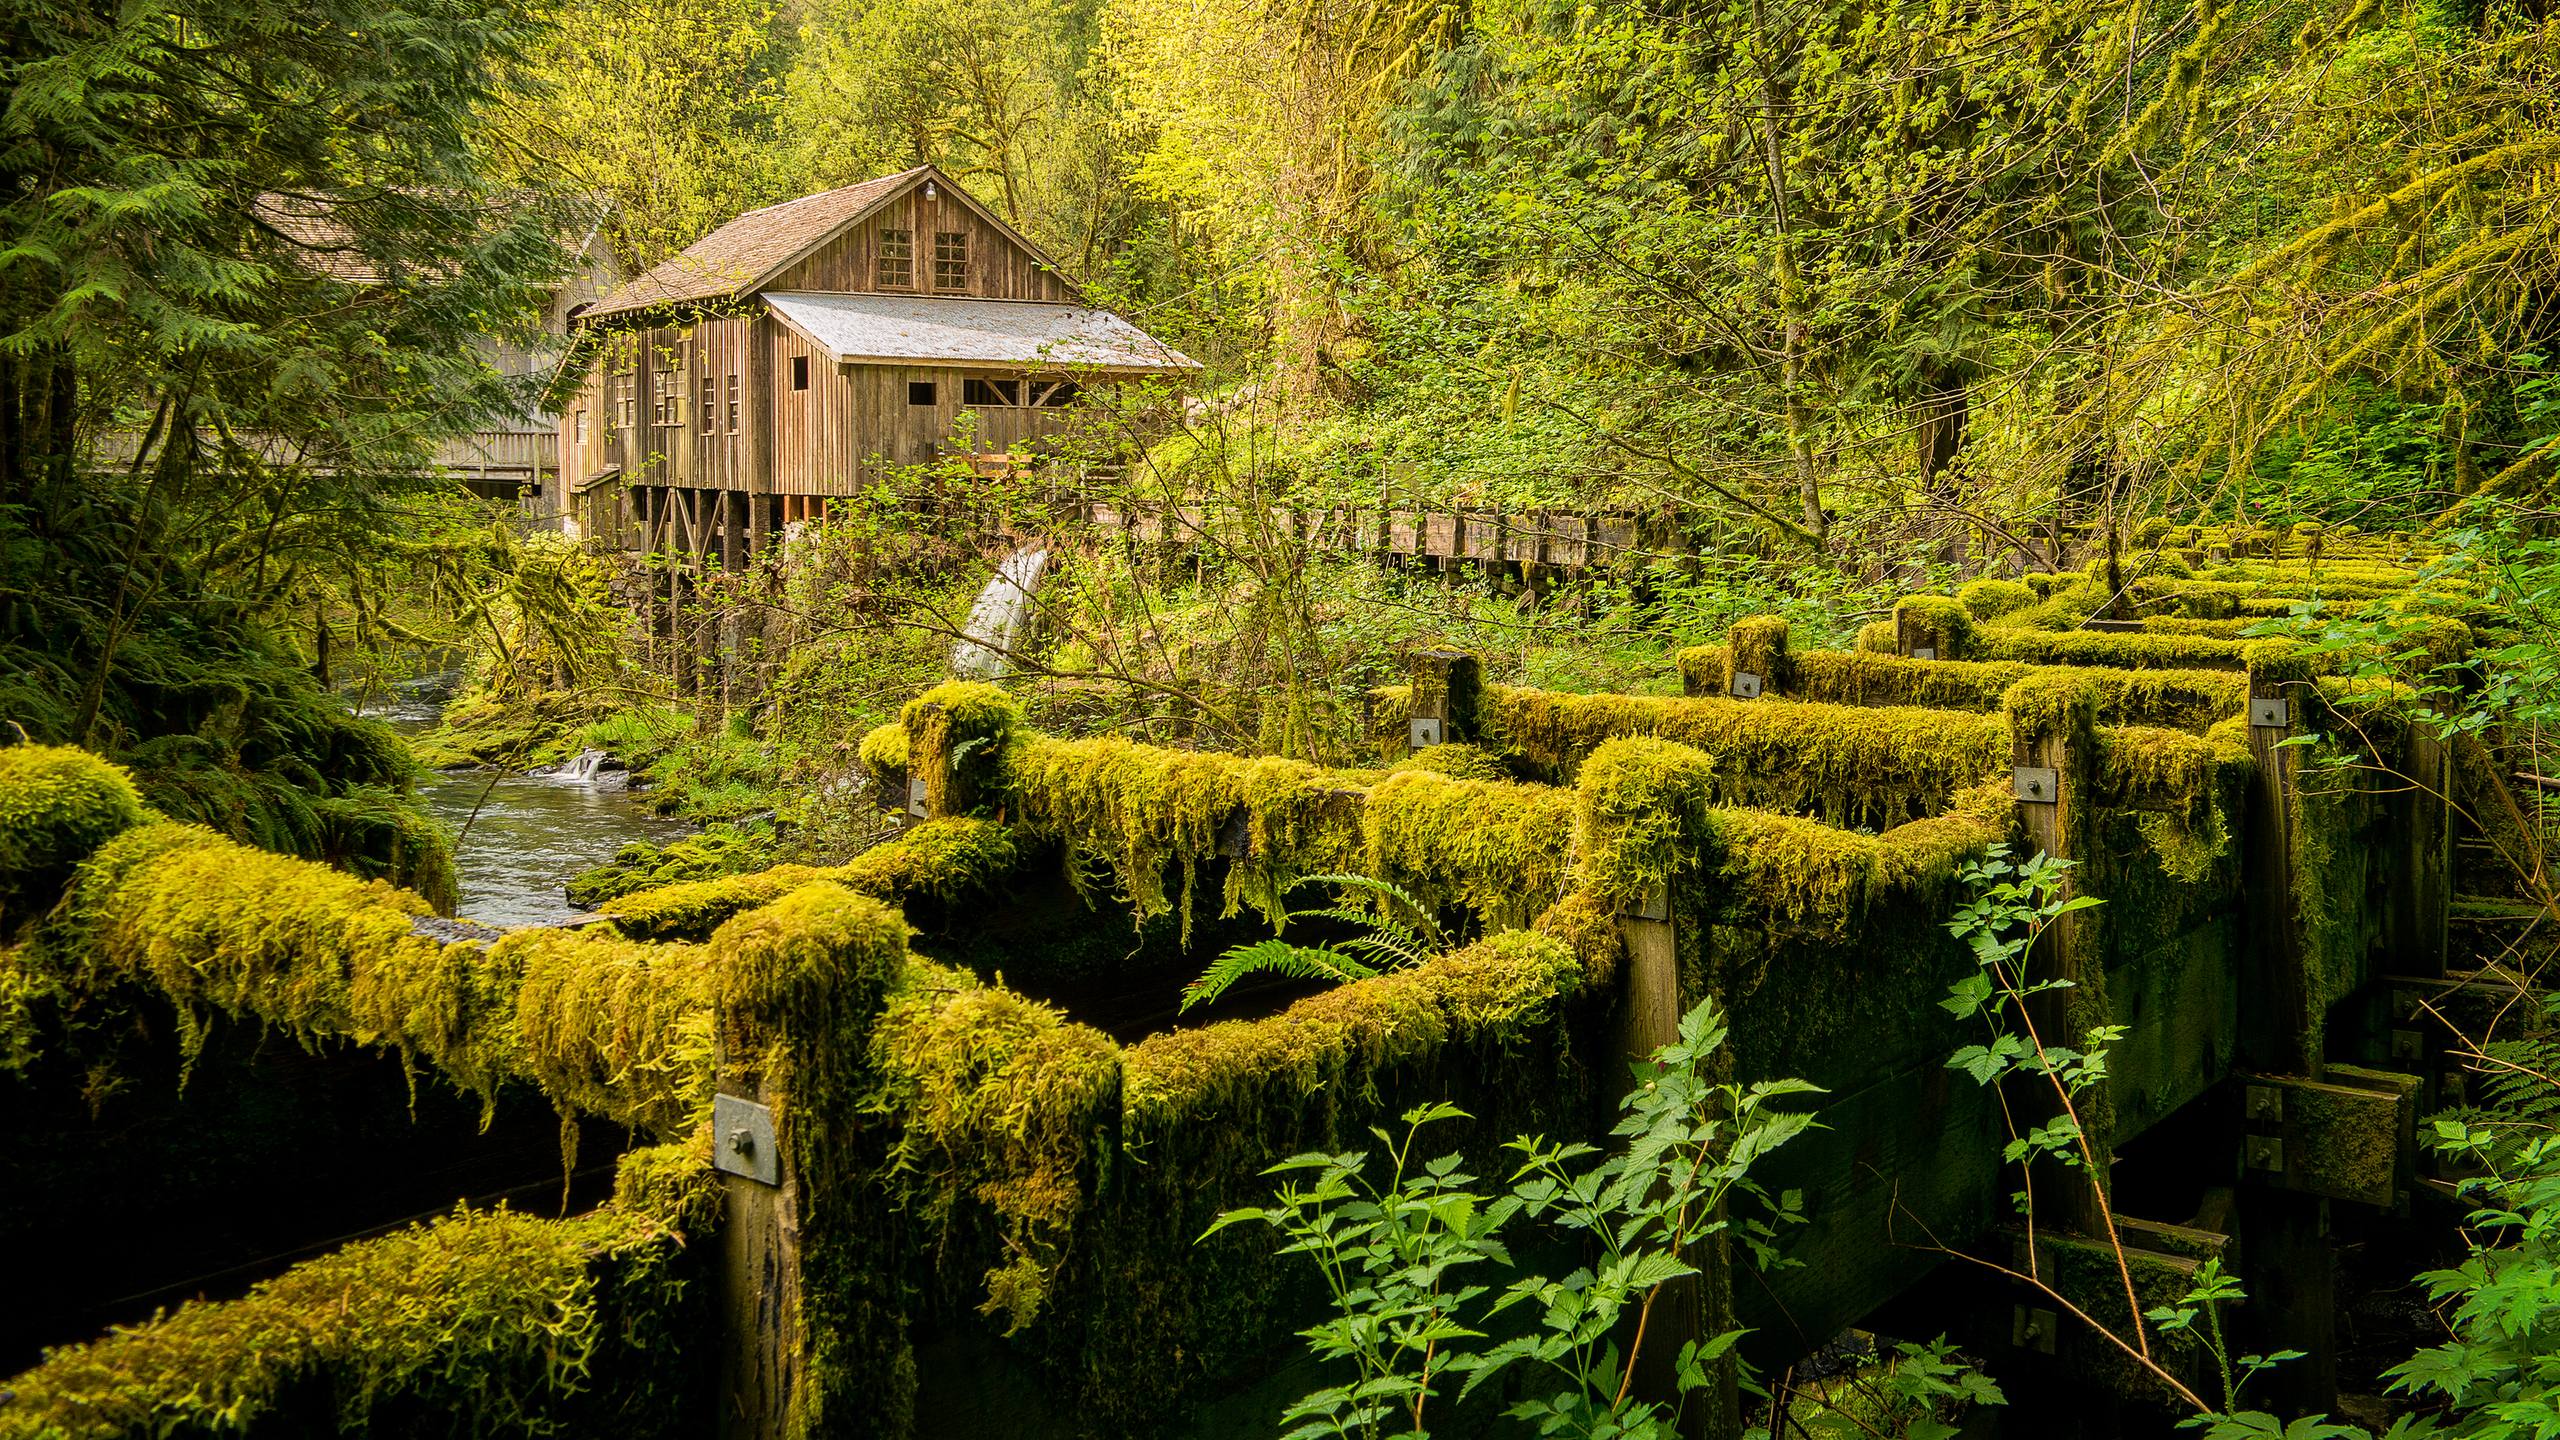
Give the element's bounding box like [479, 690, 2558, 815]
[1204, 998, 1820, 1438]
[1180, 873, 1449, 1012]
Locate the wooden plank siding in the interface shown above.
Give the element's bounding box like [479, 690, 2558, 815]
[765, 190, 1072, 302]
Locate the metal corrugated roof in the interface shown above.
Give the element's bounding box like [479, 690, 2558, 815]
[762, 291, 1198, 372]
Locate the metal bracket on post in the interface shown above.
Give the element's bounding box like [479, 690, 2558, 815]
[1909, 646, 1938, 662]
[1214, 808, 1254, 860]
[713, 1094, 780, 1186]
[2011, 1305, 2058, 1356]
[2251, 697, 2291, 729]
[1728, 671, 1763, 699]
[905, 775, 928, 819]
[1622, 885, 1670, 923]
[2012, 766, 2060, 804]
[1408, 716, 1443, 750]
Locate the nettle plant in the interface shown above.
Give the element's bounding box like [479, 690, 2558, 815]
[1205, 1000, 1818, 1439]
[1944, 849, 2390, 1437]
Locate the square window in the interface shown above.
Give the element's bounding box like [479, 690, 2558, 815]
[907, 380, 937, 406]
[792, 355, 810, 391]
[876, 228, 913, 289]
[934, 231, 968, 290]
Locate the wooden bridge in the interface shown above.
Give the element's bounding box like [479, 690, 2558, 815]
[0, 535, 2513, 1439]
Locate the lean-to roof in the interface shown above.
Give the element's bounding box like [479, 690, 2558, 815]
[761, 292, 1198, 373]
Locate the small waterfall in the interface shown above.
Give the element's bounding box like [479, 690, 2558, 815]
[951, 546, 1050, 680]
[534, 748, 612, 784]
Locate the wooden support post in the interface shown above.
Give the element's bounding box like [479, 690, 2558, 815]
[2394, 726, 2453, 978]
[1725, 616, 1790, 700]
[2003, 679, 2112, 1237]
[2235, 644, 2338, 1416]
[1405, 650, 1480, 751]
[712, 1059, 803, 1439]
[1895, 597, 1970, 661]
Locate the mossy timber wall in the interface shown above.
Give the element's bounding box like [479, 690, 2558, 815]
[1, 533, 2478, 1437]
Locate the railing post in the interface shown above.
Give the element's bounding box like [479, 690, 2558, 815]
[2000, 677, 2111, 1237]
[1406, 650, 1480, 752]
[2235, 640, 2339, 1414]
[1894, 597, 1972, 661]
[1725, 616, 1790, 700]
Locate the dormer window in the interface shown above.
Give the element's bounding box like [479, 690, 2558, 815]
[934, 231, 969, 290]
[877, 228, 913, 289]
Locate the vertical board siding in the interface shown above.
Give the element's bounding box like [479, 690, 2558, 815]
[767, 190, 1073, 302]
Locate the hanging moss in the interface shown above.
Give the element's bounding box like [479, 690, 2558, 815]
[599, 819, 1021, 942]
[0, 1202, 707, 1439]
[1364, 769, 1579, 928]
[865, 960, 1120, 1335]
[0, 745, 147, 933]
[1694, 783, 2008, 933]
[903, 681, 1024, 818]
[609, 1137, 724, 1235]
[505, 926, 720, 1137]
[2090, 726, 2245, 884]
[1007, 736, 1364, 933]
[1478, 685, 2008, 827]
[1530, 889, 1625, 988]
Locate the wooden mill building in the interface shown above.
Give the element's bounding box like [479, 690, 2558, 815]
[557, 164, 1197, 567]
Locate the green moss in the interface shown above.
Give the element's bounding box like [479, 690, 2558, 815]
[504, 926, 719, 1136]
[709, 880, 910, 1056]
[2133, 518, 2171, 546]
[1480, 685, 2009, 827]
[902, 681, 1024, 818]
[0, 1202, 705, 1438]
[1729, 614, 1795, 683]
[599, 819, 1021, 942]
[1736, 651, 2250, 732]
[1894, 596, 1977, 656]
[1365, 769, 1579, 927]
[1530, 889, 1624, 988]
[0, 745, 147, 932]
[1573, 736, 1717, 907]
[566, 826, 778, 911]
[1853, 619, 1897, 653]
[1387, 743, 1511, 782]
[859, 721, 910, 779]
[866, 961, 1120, 1334]
[1007, 736, 1363, 933]
[312, 787, 459, 915]
[1977, 628, 2261, 671]
[611, 1138, 724, 1234]
[1957, 579, 2037, 619]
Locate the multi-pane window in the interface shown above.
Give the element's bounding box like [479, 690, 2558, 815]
[934, 231, 969, 290]
[651, 368, 682, 427]
[699, 376, 717, 434]
[614, 366, 637, 430]
[726, 375, 741, 433]
[876, 228, 913, 288]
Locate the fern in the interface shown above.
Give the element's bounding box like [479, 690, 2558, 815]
[1180, 938, 1378, 1012]
[1178, 873, 1451, 1014]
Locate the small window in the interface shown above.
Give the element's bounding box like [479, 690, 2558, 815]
[791, 355, 810, 391]
[962, 376, 1021, 408]
[573, 409, 588, 445]
[699, 376, 716, 434]
[876, 228, 913, 289]
[1031, 380, 1080, 408]
[907, 380, 937, 406]
[726, 375, 741, 433]
[934, 231, 969, 290]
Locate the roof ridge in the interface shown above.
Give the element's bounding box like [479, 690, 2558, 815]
[721, 166, 926, 224]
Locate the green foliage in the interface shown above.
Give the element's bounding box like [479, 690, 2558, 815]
[1180, 873, 1449, 1013]
[1205, 999, 1818, 1438]
[0, 1202, 706, 1438]
[566, 824, 781, 909]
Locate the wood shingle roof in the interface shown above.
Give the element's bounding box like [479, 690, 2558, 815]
[583, 168, 928, 319]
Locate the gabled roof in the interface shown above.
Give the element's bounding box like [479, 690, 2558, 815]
[762, 292, 1198, 373]
[581, 165, 1070, 322]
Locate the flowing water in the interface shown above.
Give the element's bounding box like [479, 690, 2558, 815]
[361, 676, 688, 929]
[951, 545, 1050, 680]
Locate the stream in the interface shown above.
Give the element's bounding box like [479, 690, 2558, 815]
[363, 677, 689, 929]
